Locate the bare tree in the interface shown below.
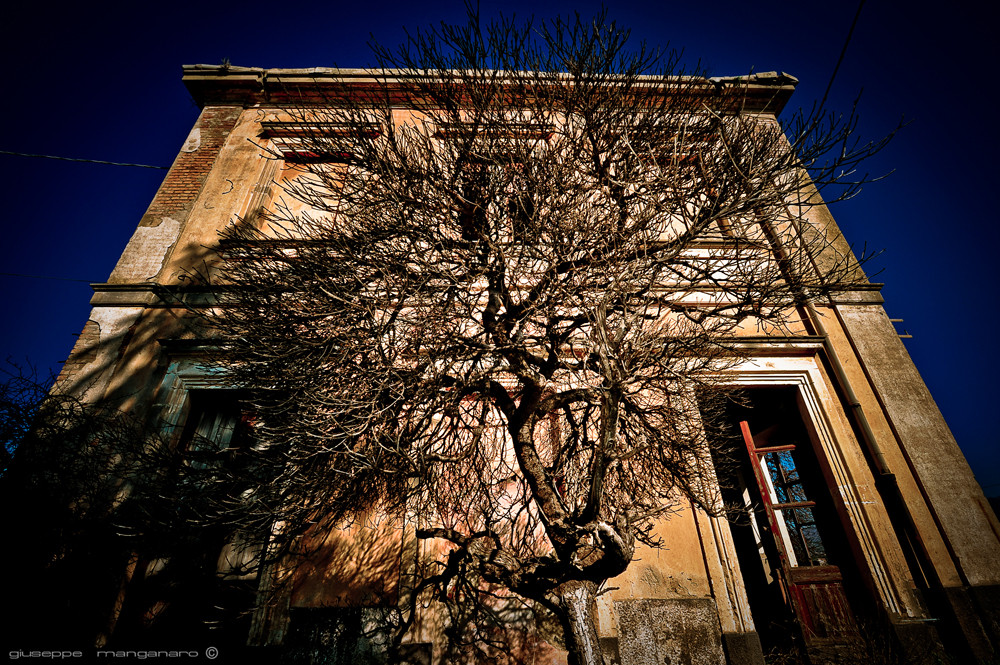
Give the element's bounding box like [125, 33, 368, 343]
[1, 363, 265, 650]
[0, 363, 183, 647]
[201, 10, 885, 664]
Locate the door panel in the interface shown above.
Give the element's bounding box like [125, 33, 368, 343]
[740, 418, 859, 650]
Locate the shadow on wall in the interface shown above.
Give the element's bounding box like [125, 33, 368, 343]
[291, 511, 406, 608]
[271, 512, 567, 664]
[54, 231, 225, 413]
[2, 233, 230, 650]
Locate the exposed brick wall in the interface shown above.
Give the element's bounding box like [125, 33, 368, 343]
[59, 107, 243, 392]
[138, 105, 243, 228]
[55, 320, 101, 388]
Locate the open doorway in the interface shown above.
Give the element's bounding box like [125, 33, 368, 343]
[709, 387, 862, 661]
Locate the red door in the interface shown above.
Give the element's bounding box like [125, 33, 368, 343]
[739, 420, 859, 652]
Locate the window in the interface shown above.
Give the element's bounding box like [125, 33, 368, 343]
[761, 448, 828, 567]
[179, 390, 249, 470]
[261, 120, 381, 164]
[114, 387, 258, 646]
[441, 121, 550, 244]
[456, 159, 537, 243]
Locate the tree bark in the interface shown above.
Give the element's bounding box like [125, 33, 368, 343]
[555, 580, 605, 665]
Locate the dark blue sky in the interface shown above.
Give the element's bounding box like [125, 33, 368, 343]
[2, 1, 996, 494]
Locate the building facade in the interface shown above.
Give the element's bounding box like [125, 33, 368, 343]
[48, 66, 1000, 664]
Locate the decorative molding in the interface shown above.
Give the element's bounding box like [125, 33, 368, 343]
[722, 361, 904, 616]
[182, 65, 798, 115]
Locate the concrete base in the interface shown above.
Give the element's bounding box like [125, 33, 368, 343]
[395, 642, 432, 665]
[721, 631, 766, 665]
[600, 636, 622, 665]
[969, 584, 1000, 648]
[889, 619, 948, 665]
[614, 598, 726, 665]
[936, 586, 996, 662]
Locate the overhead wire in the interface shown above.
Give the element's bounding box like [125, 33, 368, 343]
[0, 149, 166, 283]
[818, 0, 866, 110]
[0, 272, 97, 283]
[0, 149, 169, 170]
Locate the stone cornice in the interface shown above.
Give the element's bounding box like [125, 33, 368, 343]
[182, 65, 798, 115]
[89, 282, 218, 308]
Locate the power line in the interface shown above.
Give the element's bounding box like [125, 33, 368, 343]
[0, 149, 169, 170]
[818, 0, 866, 111]
[0, 272, 96, 284]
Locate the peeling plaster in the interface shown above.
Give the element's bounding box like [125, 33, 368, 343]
[113, 217, 182, 281]
[631, 564, 699, 598]
[182, 127, 201, 153]
[89, 307, 144, 346]
[67, 307, 144, 403]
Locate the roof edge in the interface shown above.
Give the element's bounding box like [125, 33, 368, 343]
[181, 65, 798, 115]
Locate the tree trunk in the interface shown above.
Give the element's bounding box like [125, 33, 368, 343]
[555, 580, 605, 665]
